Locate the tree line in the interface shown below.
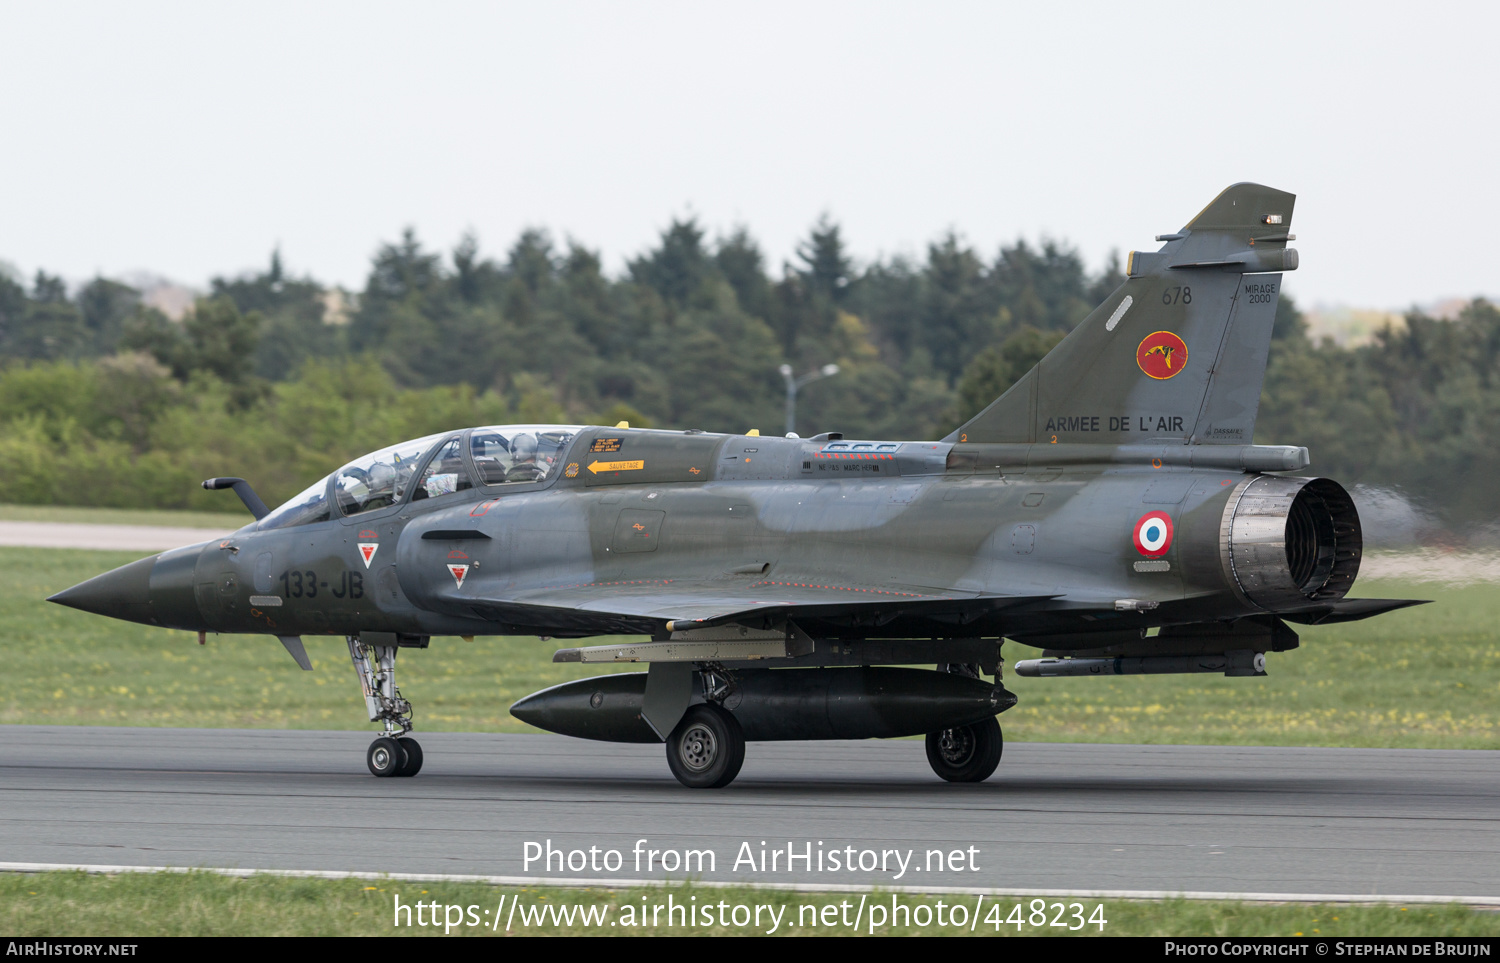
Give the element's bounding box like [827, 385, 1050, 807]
[0, 220, 1495, 528]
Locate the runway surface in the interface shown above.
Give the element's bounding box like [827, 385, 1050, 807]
[0, 521, 228, 552]
[2, 726, 1496, 899]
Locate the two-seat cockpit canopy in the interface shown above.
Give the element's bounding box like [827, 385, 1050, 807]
[250, 425, 583, 532]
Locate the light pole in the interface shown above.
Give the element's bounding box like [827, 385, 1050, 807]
[779, 363, 839, 436]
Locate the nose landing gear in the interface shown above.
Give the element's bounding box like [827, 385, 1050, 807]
[349, 636, 423, 777]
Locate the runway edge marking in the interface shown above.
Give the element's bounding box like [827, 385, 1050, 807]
[1, 862, 1496, 908]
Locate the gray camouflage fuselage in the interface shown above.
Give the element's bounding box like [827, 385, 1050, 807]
[57, 427, 1380, 650]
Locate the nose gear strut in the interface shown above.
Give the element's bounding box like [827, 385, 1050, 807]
[348, 636, 422, 776]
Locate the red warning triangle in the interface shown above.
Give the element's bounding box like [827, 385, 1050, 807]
[358, 543, 378, 568]
[448, 564, 469, 589]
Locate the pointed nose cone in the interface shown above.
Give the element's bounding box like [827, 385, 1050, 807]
[48, 555, 159, 625]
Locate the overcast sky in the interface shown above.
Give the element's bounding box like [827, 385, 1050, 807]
[3, 2, 1496, 309]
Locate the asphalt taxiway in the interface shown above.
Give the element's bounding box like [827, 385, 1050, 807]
[1, 726, 1496, 899]
[0, 521, 230, 552]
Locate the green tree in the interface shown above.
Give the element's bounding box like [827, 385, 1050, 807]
[182, 297, 264, 384]
[77, 277, 141, 353]
[506, 229, 555, 296]
[0, 273, 29, 355]
[1272, 292, 1308, 342]
[1, 272, 88, 360]
[921, 233, 996, 383]
[992, 239, 1093, 333]
[715, 228, 776, 325]
[1086, 251, 1126, 307]
[796, 215, 852, 305]
[629, 219, 716, 309]
[948, 326, 1067, 426]
[121, 297, 264, 395]
[453, 232, 505, 305]
[352, 228, 445, 353]
[211, 251, 343, 381]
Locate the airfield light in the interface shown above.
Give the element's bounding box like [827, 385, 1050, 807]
[781, 363, 840, 436]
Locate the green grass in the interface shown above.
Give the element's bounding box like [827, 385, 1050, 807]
[3, 545, 1498, 746]
[0, 871, 1494, 937]
[0, 503, 250, 528]
[1003, 579, 1500, 748]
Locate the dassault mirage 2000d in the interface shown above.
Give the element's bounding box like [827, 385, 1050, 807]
[51, 183, 1425, 788]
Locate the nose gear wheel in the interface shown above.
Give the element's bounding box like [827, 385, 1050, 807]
[367, 736, 406, 777]
[395, 737, 423, 776]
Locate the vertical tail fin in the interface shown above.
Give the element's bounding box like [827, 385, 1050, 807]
[947, 183, 1297, 446]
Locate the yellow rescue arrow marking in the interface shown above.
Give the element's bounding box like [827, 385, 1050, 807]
[588, 459, 645, 474]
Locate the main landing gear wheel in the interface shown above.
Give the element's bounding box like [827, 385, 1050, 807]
[666, 704, 745, 789]
[367, 736, 406, 777]
[925, 717, 1002, 783]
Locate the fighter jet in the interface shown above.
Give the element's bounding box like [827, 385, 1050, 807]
[50, 183, 1425, 788]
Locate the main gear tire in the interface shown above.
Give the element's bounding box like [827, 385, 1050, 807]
[925, 717, 1002, 783]
[367, 736, 407, 777]
[665, 705, 745, 789]
[395, 737, 423, 777]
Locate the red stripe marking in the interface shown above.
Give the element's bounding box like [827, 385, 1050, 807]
[750, 580, 932, 598]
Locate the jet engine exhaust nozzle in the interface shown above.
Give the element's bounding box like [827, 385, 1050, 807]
[1221, 476, 1362, 612]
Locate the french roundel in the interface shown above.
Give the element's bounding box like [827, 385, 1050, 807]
[1133, 511, 1173, 557]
